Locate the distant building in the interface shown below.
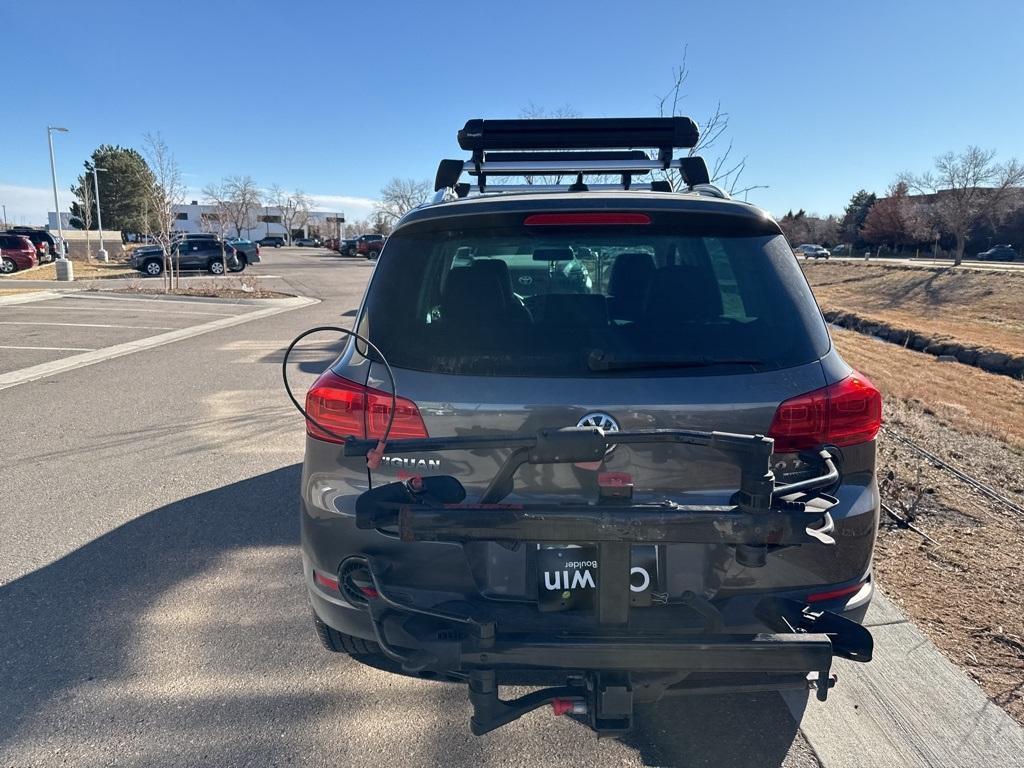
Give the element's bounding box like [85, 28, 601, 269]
[170, 201, 345, 240]
[49, 201, 346, 240]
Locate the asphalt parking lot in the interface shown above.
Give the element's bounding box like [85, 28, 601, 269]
[0, 293, 259, 373]
[2, 248, 1022, 767]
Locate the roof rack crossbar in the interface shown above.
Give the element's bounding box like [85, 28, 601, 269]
[465, 182, 672, 193]
[461, 157, 687, 176]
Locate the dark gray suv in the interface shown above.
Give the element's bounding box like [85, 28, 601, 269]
[299, 117, 880, 736]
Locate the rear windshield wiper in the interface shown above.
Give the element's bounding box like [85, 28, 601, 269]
[587, 349, 764, 372]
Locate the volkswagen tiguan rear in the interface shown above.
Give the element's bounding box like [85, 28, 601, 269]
[299, 117, 880, 735]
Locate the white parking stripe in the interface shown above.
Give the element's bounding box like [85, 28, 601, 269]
[0, 296, 318, 390]
[0, 345, 97, 351]
[0, 321, 176, 330]
[9, 303, 236, 315]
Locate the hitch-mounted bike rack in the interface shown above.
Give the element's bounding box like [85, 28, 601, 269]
[343, 426, 873, 735]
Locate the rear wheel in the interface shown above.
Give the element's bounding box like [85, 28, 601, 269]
[228, 255, 247, 273]
[208, 259, 226, 275]
[0, 257, 15, 274]
[144, 259, 163, 276]
[313, 614, 382, 657]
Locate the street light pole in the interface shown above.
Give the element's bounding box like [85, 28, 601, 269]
[90, 164, 109, 262]
[47, 126, 72, 281]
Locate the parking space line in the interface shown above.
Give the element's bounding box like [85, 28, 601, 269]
[0, 295, 318, 390]
[0, 344, 98, 351]
[0, 321, 176, 330]
[8, 305, 239, 317]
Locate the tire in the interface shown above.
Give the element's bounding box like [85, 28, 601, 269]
[228, 255, 247, 273]
[0, 257, 15, 274]
[313, 614, 382, 657]
[144, 259, 164, 276]
[208, 259, 226, 275]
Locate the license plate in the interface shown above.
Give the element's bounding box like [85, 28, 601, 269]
[537, 544, 661, 612]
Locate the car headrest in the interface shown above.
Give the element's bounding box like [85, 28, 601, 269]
[644, 265, 723, 323]
[608, 252, 655, 298]
[442, 261, 516, 323]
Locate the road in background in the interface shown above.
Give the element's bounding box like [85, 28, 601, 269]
[827, 256, 1024, 271]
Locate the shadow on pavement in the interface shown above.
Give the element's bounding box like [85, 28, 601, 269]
[0, 466, 810, 767]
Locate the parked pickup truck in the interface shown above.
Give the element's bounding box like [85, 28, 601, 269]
[355, 233, 385, 259]
[225, 238, 262, 270]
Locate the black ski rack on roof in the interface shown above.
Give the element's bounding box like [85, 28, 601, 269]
[434, 116, 721, 198]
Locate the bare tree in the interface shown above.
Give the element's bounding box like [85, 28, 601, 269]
[901, 146, 1024, 265]
[76, 178, 94, 261]
[657, 47, 764, 198]
[268, 186, 312, 244]
[860, 181, 930, 251]
[200, 182, 233, 273]
[517, 103, 582, 186]
[374, 178, 431, 228]
[223, 176, 261, 238]
[778, 211, 839, 247]
[142, 132, 186, 291]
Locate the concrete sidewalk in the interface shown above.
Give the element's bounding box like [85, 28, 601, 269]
[788, 593, 1024, 767]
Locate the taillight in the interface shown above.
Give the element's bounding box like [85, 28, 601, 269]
[807, 581, 865, 603]
[304, 370, 428, 444]
[767, 373, 881, 453]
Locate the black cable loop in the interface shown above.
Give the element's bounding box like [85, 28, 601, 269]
[281, 325, 398, 447]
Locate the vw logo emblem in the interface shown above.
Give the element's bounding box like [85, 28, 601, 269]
[577, 412, 620, 432]
[577, 412, 620, 455]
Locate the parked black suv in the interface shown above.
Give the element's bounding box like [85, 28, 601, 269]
[257, 235, 286, 248]
[130, 235, 245, 276]
[299, 118, 879, 736]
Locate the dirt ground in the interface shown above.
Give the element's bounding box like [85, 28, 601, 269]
[102, 276, 289, 300]
[832, 327, 1024, 448]
[0, 260, 135, 281]
[804, 261, 1024, 358]
[830, 328, 1024, 725]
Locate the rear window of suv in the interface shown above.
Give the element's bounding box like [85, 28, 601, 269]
[361, 215, 830, 377]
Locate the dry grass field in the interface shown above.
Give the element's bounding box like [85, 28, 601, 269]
[832, 327, 1024, 448]
[804, 261, 1024, 358]
[0, 260, 135, 281]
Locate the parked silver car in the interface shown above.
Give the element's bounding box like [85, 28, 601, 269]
[795, 243, 831, 259]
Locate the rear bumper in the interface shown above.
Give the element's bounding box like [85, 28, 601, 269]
[306, 552, 873, 644]
[308, 551, 873, 726]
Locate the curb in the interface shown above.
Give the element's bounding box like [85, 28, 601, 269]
[0, 290, 66, 306]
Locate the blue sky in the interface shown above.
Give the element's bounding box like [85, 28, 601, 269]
[2, 0, 1022, 225]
